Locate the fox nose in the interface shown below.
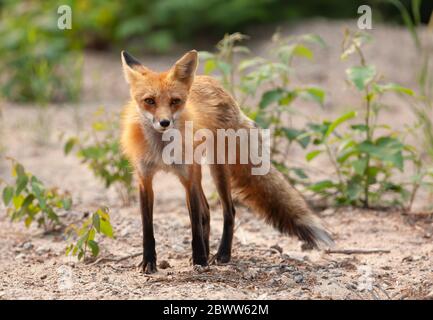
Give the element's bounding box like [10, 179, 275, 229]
[159, 119, 171, 128]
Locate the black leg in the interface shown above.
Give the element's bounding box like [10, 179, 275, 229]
[179, 166, 209, 267]
[186, 184, 209, 266]
[210, 164, 235, 263]
[139, 179, 157, 274]
[199, 187, 210, 258]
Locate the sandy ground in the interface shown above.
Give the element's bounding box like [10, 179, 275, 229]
[1, 20, 433, 300]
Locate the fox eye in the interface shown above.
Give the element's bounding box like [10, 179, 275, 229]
[144, 98, 155, 105]
[170, 98, 181, 106]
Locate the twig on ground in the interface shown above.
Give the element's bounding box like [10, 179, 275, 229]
[374, 283, 391, 300]
[325, 248, 390, 255]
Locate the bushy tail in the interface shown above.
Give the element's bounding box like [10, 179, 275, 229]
[230, 165, 334, 248]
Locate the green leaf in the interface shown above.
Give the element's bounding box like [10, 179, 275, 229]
[346, 65, 376, 91]
[298, 87, 325, 105]
[92, 122, 108, 131]
[12, 195, 24, 209]
[203, 59, 216, 74]
[293, 44, 313, 60]
[100, 219, 113, 238]
[24, 216, 33, 228]
[259, 88, 285, 109]
[325, 111, 357, 138]
[277, 44, 313, 64]
[87, 228, 96, 241]
[21, 194, 35, 209]
[306, 150, 322, 162]
[88, 240, 99, 257]
[351, 124, 368, 131]
[2, 186, 14, 206]
[308, 180, 335, 192]
[346, 176, 364, 201]
[97, 209, 114, 238]
[373, 83, 414, 96]
[14, 163, 26, 179]
[308, 122, 330, 137]
[352, 158, 368, 175]
[357, 137, 404, 170]
[279, 91, 297, 105]
[92, 213, 101, 233]
[65, 244, 73, 256]
[281, 128, 310, 148]
[291, 167, 308, 180]
[64, 138, 77, 155]
[62, 198, 72, 210]
[78, 251, 84, 261]
[45, 207, 59, 222]
[15, 175, 29, 196]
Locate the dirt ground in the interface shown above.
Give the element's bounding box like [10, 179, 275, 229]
[1, 20, 433, 300]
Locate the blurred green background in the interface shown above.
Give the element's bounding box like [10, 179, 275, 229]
[0, 0, 432, 103]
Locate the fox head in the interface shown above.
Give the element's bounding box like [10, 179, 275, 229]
[121, 50, 198, 133]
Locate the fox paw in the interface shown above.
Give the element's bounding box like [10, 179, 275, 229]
[137, 259, 157, 274]
[193, 264, 210, 273]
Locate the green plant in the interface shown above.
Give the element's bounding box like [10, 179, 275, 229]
[389, 0, 433, 160]
[65, 208, 114, 261]
[304, 30, 416, 207]
[0, 1, 82, 103]
[1, 158, 72, 231]
[199, 32, 326, 183]
[64, 107, 134, 205]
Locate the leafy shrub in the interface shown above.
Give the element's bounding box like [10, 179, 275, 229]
[64, 107, 134, 205]
[65, 208, 114, 261]
[0, 1, 82, 103]
[304, 30, 419, 208]
[1, 158, 72, 231]
[199, 32, 326, 183]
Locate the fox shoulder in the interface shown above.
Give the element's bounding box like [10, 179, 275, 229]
[188, 75, 242, 130]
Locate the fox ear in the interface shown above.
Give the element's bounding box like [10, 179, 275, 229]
[121, 50, 147, 84]
[170, 50, 198, 85]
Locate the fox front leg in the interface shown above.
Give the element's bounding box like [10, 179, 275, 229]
[180, 165, 209, 267]
[138, 176, 157, 274]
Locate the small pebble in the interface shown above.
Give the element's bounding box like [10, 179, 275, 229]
[294, 274, 304, 283]
[22, 242, 33, 250]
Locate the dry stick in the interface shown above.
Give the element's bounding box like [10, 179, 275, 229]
[374, 283, 391, 300]
[325, 248, 390, 255]
[88, 252, 142, 266]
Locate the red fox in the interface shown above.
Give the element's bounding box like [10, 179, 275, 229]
[120, 50, 333, 273]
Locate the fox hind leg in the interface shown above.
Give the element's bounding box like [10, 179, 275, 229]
[199, 187, 210, 258]
[209, 164, 236, 264]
